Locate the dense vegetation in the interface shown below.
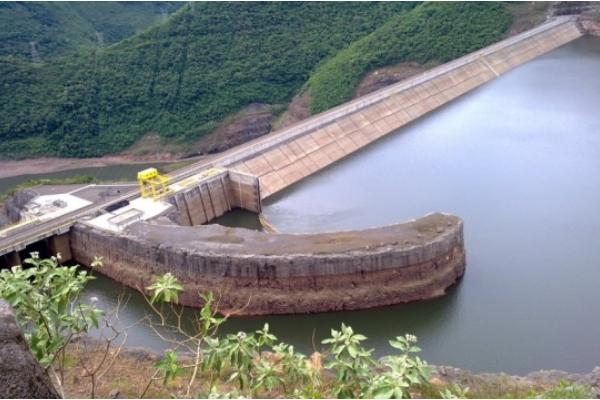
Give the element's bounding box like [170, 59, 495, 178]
[0, 2, 512, 159]
[0, 2, 182, 60]
[307, 2, 512, 113]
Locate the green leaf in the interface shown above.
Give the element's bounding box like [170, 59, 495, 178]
[372, 386, 395, 399]
[147, 273, 184, 304]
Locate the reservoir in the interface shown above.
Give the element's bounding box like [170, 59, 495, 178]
[3, 36, 600, 375]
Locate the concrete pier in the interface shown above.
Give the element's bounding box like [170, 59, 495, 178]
[167, 169, 261, 226]
[47, 233, 72, 262]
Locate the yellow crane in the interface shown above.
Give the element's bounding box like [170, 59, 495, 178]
[137, 168, 171, 199]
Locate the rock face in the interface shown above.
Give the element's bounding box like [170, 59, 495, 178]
[0, 300, 60, 399]
[0, 205, 9, 229]
[433, 365, 600, 398]
[1, 189, 37, 228]
[581, 15, 600, 36]
[553, 1, 597, 16]
[71, 212, 466, 315]
[553, 1, 600, 36]
[192, 103, 275, 155]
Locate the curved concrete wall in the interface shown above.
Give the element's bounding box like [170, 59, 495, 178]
[70, 213, 465, 315]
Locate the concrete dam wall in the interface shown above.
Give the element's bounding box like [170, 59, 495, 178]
[70, 213, 465, 315]
[225, 17, 583, 199]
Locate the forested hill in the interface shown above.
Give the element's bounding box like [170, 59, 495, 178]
[0, 2, 512, 159]
[0, 2, 183, 60]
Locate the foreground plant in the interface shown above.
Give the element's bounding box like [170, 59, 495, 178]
[144, 273, 433, 399]
[0, 253, 131, 398]
[0, 256, 452, 399]
[0, 253, 103, 396]
[525, 380, 592, 399]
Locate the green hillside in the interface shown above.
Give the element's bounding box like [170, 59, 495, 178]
[307, 2, 512, 113]
[0, 2, 182, 60]
[0, 2, 512, 159]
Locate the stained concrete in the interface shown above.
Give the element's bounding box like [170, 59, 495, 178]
[70, 213, 465, 315]
[168, 169, 260, 226]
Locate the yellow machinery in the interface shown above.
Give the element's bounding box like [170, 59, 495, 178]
[137, 168, 171, 199]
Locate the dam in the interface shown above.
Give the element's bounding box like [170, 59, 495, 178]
[0, 15, 594, 312]
[75, 33, 600, 375]
[51, 15, 590, 315]
[1, 13, 600, 369]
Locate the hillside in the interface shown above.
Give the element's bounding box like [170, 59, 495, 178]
[307, 2, 512, 113]
[0, 2, 512, 159]
[0, 2, 182, 60]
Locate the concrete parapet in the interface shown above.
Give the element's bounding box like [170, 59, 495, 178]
[70, 213, 465, 315]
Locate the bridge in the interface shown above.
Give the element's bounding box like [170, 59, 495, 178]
[0, 15, 590, 267]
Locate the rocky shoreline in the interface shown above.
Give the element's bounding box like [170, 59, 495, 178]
[63, 336, 600, 398]
[432, 364, 600, 398]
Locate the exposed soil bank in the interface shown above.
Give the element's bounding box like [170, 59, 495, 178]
[353, 62, 434, 98]
[0, 154, 207, 179]
[70, 213, 466, 315]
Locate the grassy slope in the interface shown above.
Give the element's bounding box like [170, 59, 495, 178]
[0, 2, 182, 60]
[0, 2, 512, 159]
[307, 2, 512, 113]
